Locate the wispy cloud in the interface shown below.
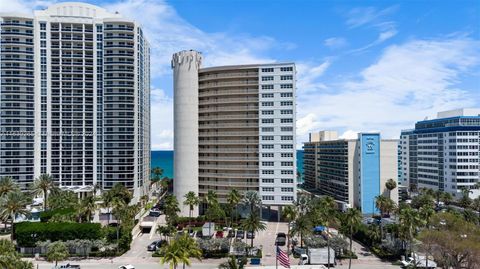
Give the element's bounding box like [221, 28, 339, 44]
[103, 0, 280, 77]
[324, 37, 348, 49]
[346, 5, 399, 28]
[296, 36, 480, 148]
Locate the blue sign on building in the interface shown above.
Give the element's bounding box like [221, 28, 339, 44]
[359, 133, 381, 215]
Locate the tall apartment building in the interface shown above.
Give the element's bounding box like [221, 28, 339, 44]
[0, 2, 150, 199]
[303, 131, 398, 214]
[399, 109, 480, 198]
[172, 50, 297, 216]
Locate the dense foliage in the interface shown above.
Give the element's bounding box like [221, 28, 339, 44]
[14, 222, 102, 247]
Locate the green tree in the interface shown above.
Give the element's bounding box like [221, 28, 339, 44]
[160, 234, 202, 269]
[0, 190, 31, 240]
[243, 191, 261, 215]
[205, 202, 225, 236]
[343, 208, 362, 269]
[290, 214, 311, 248]
[177, 234, 202, 269]
[109, 183, 133, 205]
[440, 192, 453, 205]
[77, 195, 98, 222]
[0, 176, 17, 197]
[240, 213, 266, 248]
[367, 225, 381, 245]
[32, 173, 55, 210]
[398, 204, 423, 263]
[46, 241, 69, 267]
[419, 204, 435, 228]
[183, 191, 200, 228]
[151, 167, 164, 190]
[459, 188, 472, 208]
[282, 205, 297, 250]
[227, 189, 242, 226]
[164, 194, 180, 226]
[312, 197, 338, 268]
[472, 197, 480, 220]
[0, 239, 33, 269]
[385, 178, 397, 199]
[101, 190, 114, 225]
[418, 212, 480, 269]
[47, 188, 78, 210]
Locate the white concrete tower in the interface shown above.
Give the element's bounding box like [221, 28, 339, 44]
[172, 50, 202, 216]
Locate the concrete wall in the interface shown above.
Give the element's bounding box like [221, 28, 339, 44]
[172, 50, 202, 216]
[380, 140, 399, 204]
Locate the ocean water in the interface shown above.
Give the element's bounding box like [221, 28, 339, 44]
[150, 150, 304, 182]
[151, 150, 174, 179]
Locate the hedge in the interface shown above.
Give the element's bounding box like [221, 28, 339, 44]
[39, 208, 76, 222]
[15, 222, 102, 247]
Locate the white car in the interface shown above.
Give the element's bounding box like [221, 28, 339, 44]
[118, 265, 135, 269]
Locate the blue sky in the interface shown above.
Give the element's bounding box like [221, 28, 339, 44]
[2, 0, 479, 149]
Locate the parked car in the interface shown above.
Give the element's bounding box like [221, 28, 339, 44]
[196, 230, 203, 238]
[215, 231, 224, 238]
[147, 240, 165, 251]
[246, 231, 255, 239]
[118, 265, 135, 269]
[149, 209, 161, 217]
[275, 232, 287, 246]
[236, 230, 245, 239]
[227, 229, 235, 238]
[188, 229, 195, 237]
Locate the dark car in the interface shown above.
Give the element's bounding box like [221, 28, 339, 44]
[215, 231, 224, 238]
[246, 231, 255, 239]
[227, 230, 235, 238]
[196, 230, 203, 238]
[236, 230, 245, 239]
[147, 240, 165, 251]
[275, 232, 287, 246]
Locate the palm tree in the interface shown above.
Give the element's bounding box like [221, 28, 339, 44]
[398, 205, 423, 264]
[290, 214, 311, 248]
[385, 178, 397, 199]
[164, 195, 180, 226]
[32, 173, 54, 210]
[177, 234, 202, 269]
[367, 225, 381, 245]
[183, 191, 199, 228]
[151, 167, 164, 190]
[440, 192, 453, 205]
[0, 176, 17, 197]
[227, 189, 242, 226]
[243, 191, 261, 215]
[240, 213, 266, 248]
[343, 208, 362, 269]
[0, 239, 34, 269]
[375, 195, 388, 216]
[46, 241, 69, 267]
[0, 190, 30, 240]
[282, 205, 297, 250]
[293, 195, 310, 215]
[419, 204, 435, 228]
[314, 197, 337, 269]
[160, 235, 201, 269]
[459, 187, 472, 208]
[219, 256, 244, 269]
[78, 195, 98, 222]
[101, 190, 113, 225]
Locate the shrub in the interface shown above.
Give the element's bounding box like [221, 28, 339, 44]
[39, 208, 76, 222]
[15, 222, 102, 247]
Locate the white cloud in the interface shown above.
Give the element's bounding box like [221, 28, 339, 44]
[0, 0, 53, 13]
[103, 0, 279, 77]
[150, 88, 173, 150]
[297, 37, 480, 148]
[296, 61, 331, 93]
[324, 37, 347, 49]
[346, 5, 398, 28]
[339, 130, 359, 139]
